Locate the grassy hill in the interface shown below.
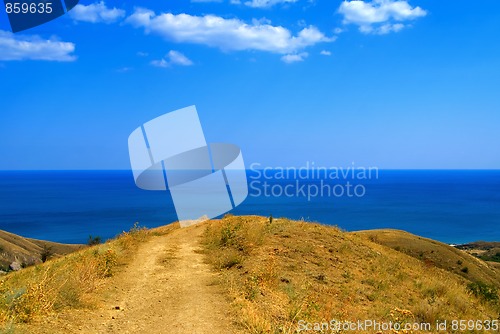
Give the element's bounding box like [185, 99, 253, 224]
[202, 216, 500, 333]
[0, 216, 499, 333]
[0, 230, 84, 271]
[353, 229, 500, 287]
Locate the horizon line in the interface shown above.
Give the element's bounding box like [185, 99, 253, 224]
[1, 168, 500, 172]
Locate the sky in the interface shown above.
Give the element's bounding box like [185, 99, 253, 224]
[0, 0, 499, 170]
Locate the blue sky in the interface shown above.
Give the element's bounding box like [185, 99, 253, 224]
[0, 0, 499, 170]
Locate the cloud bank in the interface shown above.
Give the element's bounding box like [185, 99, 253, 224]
[126, 9, 332, 54]
[338, 0, 427, 34]
[70, 1, 126, 23]
[0, 30, 76, 61]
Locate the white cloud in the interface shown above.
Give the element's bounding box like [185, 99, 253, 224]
[126, 9, 332, 54]
[243, 0, 299, 8]
[193, 0, 298, 7]
[338, 0, 426, 34]
[150, 58, 169, 68]
[320, 50, 331, 56]
[359, 22, 405, 34]
[151, 50, 193, 68]
[281, 52, 308, 63]
[70, 1, 125, 23]
[0, 30, 76, 61]
[167, 50, 194, 66]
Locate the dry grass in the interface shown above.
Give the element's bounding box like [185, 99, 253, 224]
[0, 222, 158, 329]
[202, 216, 500, 334]
[0, 230, 84, 271]
[355, 229, 500, 287]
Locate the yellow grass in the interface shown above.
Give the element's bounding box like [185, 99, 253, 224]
[0, 223, 158, 328]
[202, 216, 500, 334]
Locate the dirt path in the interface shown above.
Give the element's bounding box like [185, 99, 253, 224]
[31, 224, 238, 334]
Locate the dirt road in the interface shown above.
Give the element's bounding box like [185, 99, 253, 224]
[30, 224, 238, 334]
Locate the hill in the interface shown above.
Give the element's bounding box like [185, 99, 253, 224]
[353, 229, 500, 287]
[0, 216, 499, 333]
[455, 241, 500, 263]
[0, 230, 84, 271]
[202, 216, 500, 333]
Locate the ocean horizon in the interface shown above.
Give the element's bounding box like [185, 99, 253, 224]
[0, 169, 499, 245]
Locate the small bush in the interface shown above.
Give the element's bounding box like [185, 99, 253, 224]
[129, 222, 146, 234]
[97, 249, 117, 277]
[117, 222, 149, 249]
[220, 222, 241, 247]
[40, 245, 52, 263]
[88, 235, 102, 246]
[467, 282, 499, 304]
[218, 250, 242, 270]
[461, 267, 469, 274]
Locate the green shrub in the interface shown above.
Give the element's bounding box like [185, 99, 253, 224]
[467, 282, 498, 304]
[220, 222, 241, 247]
[87, 235, 101, 246]
[40, 245, 52, 263]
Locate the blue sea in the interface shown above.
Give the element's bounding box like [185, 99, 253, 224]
[0, 170, 498, 245]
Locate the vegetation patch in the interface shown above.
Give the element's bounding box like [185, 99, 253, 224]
[202, 216, 500, 334]
[467, 282, 499, 304]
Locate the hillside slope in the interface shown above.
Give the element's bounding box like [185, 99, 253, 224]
[353, 229, 500, 286]
[202, 216, 500, 333]
[0, 230, 84, 270]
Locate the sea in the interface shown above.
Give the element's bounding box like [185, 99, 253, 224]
[0, 170, 498, 245]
